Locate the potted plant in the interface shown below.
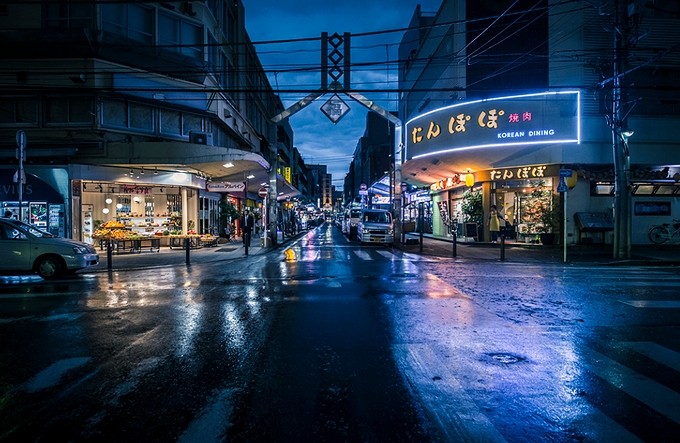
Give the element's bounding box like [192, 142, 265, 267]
[525, 181, 560, 244]
[461, 189, 483, 240]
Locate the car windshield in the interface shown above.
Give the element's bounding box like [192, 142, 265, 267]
[9, 220, 55, 238]
[364, 212, 391, 223]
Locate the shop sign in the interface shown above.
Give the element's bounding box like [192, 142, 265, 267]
[430, 174, 462, 192]
[372, 195, 390, 204]
[410, 190, 430, 203]
[473, 164, 569, 182]
[206, 181, 246, 193]
[283, 167, 292, 183]
[405, 91, 580, 160]
[120, 185, 151, 194]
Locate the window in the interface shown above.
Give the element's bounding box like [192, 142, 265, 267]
[161, 109, 182, 136]
[102, 98, 126, 128]
[46, 1, 92, 30]
[183, 113, 203, 135]
[101, 98, 153, 133]
[159, 12, 203, 60]
[0, 97, 38, 125]
[129, 102, 154, 132]
[45, 96, 93, 125]
[101, 3, 153, 45]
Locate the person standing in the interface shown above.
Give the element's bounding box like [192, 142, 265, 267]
[488, 204, 501, 243]
[241, 209, 254, 247]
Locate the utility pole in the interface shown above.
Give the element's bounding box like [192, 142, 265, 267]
[611, 0, 632, 259]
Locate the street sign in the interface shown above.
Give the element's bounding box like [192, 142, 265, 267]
[557, 177, 567, 193]
[258, 187, 268, 198]
[559, 169, 572, 177]
[320, 94, 350, 124]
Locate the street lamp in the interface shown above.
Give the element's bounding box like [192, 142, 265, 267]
[400, 182, 408, 244]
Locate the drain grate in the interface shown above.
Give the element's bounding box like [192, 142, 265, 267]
[486, 353, 524, 364]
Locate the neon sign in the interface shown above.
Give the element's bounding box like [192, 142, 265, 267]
[405, 91, 580, 160]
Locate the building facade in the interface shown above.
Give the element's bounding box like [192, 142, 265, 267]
[0, 1, 296, 245]
[398, 0, 680, 246]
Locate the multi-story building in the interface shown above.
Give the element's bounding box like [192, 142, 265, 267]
[0, 1, 296, 244]
[345, 111, 395, 208]
[398, 0, 680, 247]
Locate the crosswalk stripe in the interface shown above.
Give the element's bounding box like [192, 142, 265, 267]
[393, 343, 507, 442]
[624, 342, 680, 372]
[619, 300, 680, 308]
[376, 250, 397, 260]
[353, 250, 373, 260]
[584, 347, 680, 424]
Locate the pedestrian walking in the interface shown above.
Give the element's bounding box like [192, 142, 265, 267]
[241, 209, 254, 247]
[488, 204, 503, 243]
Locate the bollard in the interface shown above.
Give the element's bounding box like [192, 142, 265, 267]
[244, 232, 249, 256]
[185, 237, 191, 265]
[107, 241, 113, 271]
[500, 234, 506, 261]
[452, 230, 457, 258]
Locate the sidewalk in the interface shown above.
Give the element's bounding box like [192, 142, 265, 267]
[90, 235, 274, 272]
[90, 229, 680, 273]
[400, 233, 680, 266]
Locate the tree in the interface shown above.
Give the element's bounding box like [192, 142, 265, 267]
[219, 199, 239, 235]
[461, 189, 483, 226]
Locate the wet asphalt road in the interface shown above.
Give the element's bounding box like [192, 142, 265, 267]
[0, 223, 679, 442]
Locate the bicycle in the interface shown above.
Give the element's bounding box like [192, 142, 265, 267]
[648, 219, 680, 244]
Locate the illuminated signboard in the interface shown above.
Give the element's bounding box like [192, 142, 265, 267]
[405, 91, 580, 160]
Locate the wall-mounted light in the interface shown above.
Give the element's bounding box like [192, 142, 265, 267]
[154, 167, 159, 175]
[140, 167, 145, 174]
[116, 203, 123, 209]
[246, 174, 255, 179]
[133, 196, 141, 203]
[223, 162, 234, 168]
[102, 208, 110, 214]
[105, 196, 113, 205]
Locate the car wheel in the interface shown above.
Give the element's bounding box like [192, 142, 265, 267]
[35, 256, 64, 279]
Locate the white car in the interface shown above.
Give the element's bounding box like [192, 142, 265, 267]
[0, 218, 99, 279]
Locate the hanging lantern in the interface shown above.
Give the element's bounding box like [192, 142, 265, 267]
[465, 171, 475, 188]
[102, 208, 110, 214]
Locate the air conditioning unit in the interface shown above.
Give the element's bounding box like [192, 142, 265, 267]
[189, 131, 213, 146]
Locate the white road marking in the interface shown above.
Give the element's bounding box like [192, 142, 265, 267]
[624, 342, 680, 372]
[619, 300, 680, 308]
[353, 250, 373, 260]
[584, 347, 680, 424]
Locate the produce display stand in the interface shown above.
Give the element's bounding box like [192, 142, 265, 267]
[168, 235, 202, 249]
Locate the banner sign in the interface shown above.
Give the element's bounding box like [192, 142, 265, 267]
[206, 181, 245, 193]
[405, 91, 580, 160]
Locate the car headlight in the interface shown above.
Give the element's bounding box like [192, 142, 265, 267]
[72, 245, 89, 254]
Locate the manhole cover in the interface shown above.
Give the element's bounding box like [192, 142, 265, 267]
[486, 353, 524, 364]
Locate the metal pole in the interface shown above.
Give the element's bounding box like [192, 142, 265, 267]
[244, 232, 249, 256]
[107, 241, 113, 271]
[452, 225, 457, 258]
[185, 237, 191, 265]
[563, 189, 568, 263]
[611, 0, 631, 259]
[500, 234, 506, 261]
[419, 202, 424, 253]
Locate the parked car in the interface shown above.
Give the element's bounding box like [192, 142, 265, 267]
[357, 209, 394, 246]
[0, 218, 99, 279]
